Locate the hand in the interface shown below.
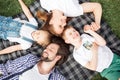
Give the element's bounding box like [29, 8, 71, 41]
[90, 22, 100, 31]
[84, 25, 93, 33]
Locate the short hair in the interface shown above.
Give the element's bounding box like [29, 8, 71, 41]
[61, 25, 72, 41]
[50, 36, 70, 66]
[40, 30, 52, 47]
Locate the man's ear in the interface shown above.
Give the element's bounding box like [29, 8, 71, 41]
[55, 55, 61, 61]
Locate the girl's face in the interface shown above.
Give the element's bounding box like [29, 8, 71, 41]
[63, 27, 80, 44]
[32, 30, 49, 45]
[49, 10, 67, 35]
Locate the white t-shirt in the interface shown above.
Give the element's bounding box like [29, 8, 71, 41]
[73, 34, 113, 72]
[7, 18, 38, 49]
[40, 0, 83, 17]
[19, 64, 50, 80]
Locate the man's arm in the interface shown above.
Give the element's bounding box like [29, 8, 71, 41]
[18, 0, 33, 21]
[81, 2, 102, 30]
[0, 44, 22, 55]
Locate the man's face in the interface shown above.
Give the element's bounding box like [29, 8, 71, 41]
[49, 10, 67, 35]
[41, 43, 60, 62]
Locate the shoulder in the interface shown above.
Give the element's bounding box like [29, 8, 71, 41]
[50, 68, 66, 80]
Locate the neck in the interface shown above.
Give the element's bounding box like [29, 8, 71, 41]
[37, 61, 55, 75]
[73, 39, 82, 49]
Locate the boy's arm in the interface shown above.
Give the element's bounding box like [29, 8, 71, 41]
[81, 2, 102, 30]
[18, 0, 33, 21]
[84, 25, 106, 46]
[0, 45, 22, 55]
[84, 42, 98, 71]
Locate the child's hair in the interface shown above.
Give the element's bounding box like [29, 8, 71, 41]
[37, 30, 53, 47]
[36, 10, 73, 36]
[61, 25, 72, 40]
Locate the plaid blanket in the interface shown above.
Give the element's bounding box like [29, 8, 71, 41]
[0, 0, 120, 80]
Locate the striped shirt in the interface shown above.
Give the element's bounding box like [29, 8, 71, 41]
[0, 54, 66, 80]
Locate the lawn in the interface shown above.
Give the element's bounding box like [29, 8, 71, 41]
[91, 0, 120, 38]
[0, 0, 120, 80]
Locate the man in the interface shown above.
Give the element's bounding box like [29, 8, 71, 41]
[0, 36, 70, 80]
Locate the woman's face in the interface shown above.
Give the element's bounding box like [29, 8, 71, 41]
[49, 10, 67, 35]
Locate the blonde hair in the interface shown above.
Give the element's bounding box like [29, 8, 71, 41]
[37, 30, 53, 47]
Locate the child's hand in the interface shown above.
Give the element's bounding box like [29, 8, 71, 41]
[84, 25, 93, 33]
[90, 22, 100, 31]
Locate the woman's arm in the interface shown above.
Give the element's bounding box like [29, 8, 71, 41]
[81, 2, 102, 31]
[18, 0, 33, 21]
[0, 44, 22, 55]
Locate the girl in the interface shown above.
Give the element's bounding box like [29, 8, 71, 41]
[0, 0, 52, 54]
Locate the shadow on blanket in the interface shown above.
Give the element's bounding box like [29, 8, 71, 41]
[0, 0, 120, 80]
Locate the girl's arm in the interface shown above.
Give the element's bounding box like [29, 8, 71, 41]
[0, 45, 22, 55]
[81, 2, 102, 30]
[18, 0, 33, 21]
[84, 25, 106, 46]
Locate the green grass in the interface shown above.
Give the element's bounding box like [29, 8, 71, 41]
[0, 0, 34, 16]
[0, 0, 120, 80]
[91, 0, 120, 38]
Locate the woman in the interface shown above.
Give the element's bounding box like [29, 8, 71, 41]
[37, 0, 102, 36]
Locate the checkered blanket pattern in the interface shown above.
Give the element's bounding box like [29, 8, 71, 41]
[0, 0, 120, 80]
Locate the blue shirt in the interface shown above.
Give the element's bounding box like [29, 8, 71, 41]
[0, 54, 66, 80]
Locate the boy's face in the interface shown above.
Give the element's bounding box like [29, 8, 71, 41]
[64, 27, 80, 44]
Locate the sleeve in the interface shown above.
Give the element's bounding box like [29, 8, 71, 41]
[20, 42, 32, 50]
[50, 68, 66, 80]
[0, 54, 36, 76]
[81, 34, 95, 43]
[29, 17, 38, 26]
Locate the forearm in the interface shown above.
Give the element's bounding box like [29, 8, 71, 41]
[81, 2, 102, 25]
[88, 30, 106, 46]
[93, 3, 102, 25]
[18, 0, 33, 20]
[0, 45, 22, 55]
